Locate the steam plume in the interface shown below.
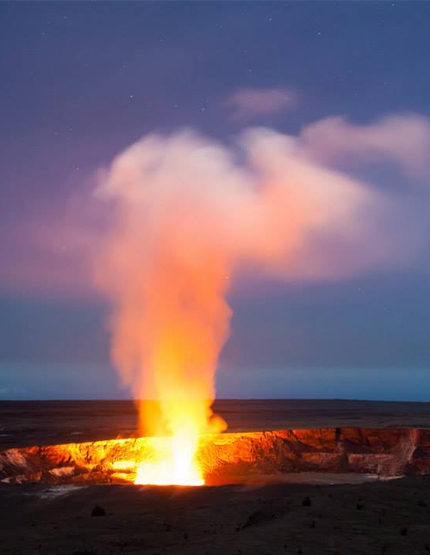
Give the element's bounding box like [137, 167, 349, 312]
[94, 128, 400, 438]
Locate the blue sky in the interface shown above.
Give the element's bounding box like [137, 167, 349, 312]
[1, 2, 430, 400]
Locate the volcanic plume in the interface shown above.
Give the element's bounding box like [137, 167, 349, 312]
[94, 128, 402, 484]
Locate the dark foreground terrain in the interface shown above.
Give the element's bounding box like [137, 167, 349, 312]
[1, 477, 430, 555]
[2, 400, 430, 554]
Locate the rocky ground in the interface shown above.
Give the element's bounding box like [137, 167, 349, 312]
[1, 476, 430, 555]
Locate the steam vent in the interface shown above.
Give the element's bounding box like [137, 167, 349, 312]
[2, 427, 430, 486]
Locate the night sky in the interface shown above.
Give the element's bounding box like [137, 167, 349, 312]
[1, 2, 430, 400]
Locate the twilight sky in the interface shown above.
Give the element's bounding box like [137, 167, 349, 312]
[1, 2, 430, 400]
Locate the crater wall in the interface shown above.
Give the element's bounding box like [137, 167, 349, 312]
[1, 427, 430, 485]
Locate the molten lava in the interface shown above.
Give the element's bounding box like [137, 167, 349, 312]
[133, 434, 204, 486]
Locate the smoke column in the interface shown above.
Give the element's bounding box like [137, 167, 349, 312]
[95, 128, 393, 452]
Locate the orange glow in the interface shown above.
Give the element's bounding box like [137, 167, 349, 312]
[134, 434, 203, 486]
[98, 200, 231, 486]
[95, 132, 378, 486]
[2, 428, 421, 487]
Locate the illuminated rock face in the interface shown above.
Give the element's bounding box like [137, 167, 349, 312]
[1, 428, 430, 485]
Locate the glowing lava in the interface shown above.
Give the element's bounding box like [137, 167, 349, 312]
[134, 433, 204, 486]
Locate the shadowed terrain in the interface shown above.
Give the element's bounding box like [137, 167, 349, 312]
[1, 477, 430, 555]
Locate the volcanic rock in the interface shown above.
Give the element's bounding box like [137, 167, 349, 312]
[1, 427, 430, 485]
[91, 505, 106, 517]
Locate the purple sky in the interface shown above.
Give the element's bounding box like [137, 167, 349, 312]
[1, 2, 430, 400]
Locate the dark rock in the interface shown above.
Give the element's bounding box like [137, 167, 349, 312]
[91, 505, 106, 517]
[242, 508, 275, 529]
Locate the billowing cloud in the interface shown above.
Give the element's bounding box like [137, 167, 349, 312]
[1, 112, 430, 301]
[227, 87, 297, 119]
[300, 113, 430, 179]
